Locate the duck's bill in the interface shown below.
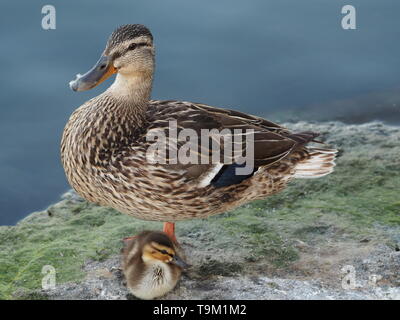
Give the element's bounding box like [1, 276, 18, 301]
[171, 255, 190, 269]
[69, 55, 116, 92]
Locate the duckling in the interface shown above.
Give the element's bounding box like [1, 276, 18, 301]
[63, 24, 337, 243]
[122, 231, 189, 300]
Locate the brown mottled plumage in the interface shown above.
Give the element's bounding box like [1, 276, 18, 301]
[62, 24, 337, 225]
[122, 231, 187, 299]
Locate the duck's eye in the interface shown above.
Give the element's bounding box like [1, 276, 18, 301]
[128, 43, 138, 50]
[128, 43, 148, 51]
[160, 249, 168, 255]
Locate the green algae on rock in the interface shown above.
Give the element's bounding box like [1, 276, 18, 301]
[1, 121, 399, 300]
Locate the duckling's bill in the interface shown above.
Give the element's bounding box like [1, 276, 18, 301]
[69, 55, 116, 92]
[171, 254, 190, 269]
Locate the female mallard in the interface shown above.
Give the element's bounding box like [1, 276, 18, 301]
[62, 24, 337, 242]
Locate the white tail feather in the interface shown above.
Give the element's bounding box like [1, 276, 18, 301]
[294, 148, 337, 179]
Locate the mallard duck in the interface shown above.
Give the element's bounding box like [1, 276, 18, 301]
[62, 24, 337, 242]
[122, 230, 188, 299]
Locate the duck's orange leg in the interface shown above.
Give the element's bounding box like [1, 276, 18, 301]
[163, 222, 177, 244]
[122, 222, 177, 244]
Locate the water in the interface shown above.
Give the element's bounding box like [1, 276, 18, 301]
[1, 0, 399, 225]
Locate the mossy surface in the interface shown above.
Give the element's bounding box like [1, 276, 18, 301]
[1, 121, 399, 299]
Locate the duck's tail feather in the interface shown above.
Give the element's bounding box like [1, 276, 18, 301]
[293, 147, 338, 179]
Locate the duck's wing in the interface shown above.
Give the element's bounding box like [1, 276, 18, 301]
[145, 100, 318, 187]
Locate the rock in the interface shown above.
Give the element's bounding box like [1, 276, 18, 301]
[1, 121, 400, 300]
[38, 252, 400, 300]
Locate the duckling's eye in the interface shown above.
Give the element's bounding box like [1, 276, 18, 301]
[158, 249, 174, 257]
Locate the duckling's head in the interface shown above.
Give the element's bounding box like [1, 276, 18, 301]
[140, 232, 189, 269]
[70, 24, 155, 92]
[123, 231, 188, 299]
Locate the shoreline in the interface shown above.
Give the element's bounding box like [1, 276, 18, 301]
[1, 121, 399, 300]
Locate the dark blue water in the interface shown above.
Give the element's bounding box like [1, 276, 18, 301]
[1, 0, 399, 225]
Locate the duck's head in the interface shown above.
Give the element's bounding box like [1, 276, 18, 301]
[69, 24, 155, 92]
[139, 231, 189, 269]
